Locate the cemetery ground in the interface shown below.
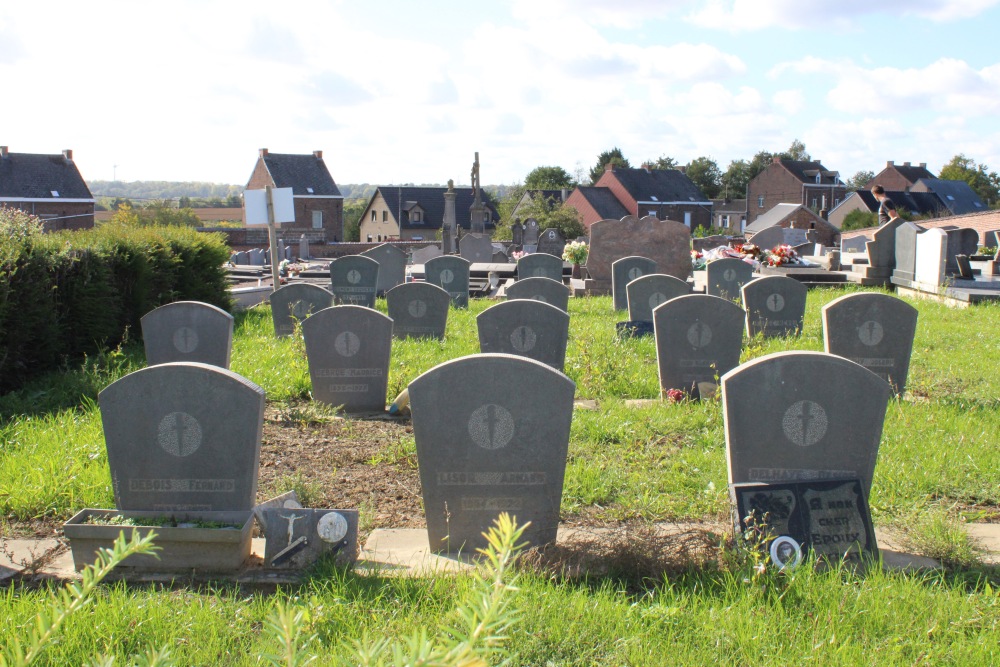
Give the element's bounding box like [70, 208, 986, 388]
[2, 288, 999, 664]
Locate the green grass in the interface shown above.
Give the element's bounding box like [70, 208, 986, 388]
[2, 287, 1000, 664]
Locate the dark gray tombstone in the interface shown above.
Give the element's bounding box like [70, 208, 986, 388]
[460, 234, 494, 263]
[653, 294, 744, 399]
[99, 362, 265, 511]
[626, 274, 690, 323]
[477, 300, 569, 372]
[270, 283, 334, 337]
[233, 251, 249, 265]
[841, 236, 869, 253]
[141, 301, 234, 369]
[523, 218, 540, 246]
[865, 218, 904, 270]
[892, 222, 924, 283]
[822, 292, 917, 397]
[706, 258, 754, 301]
[261, 508, 359, 569]
[506, 277, 570, 312]
[612, 256, 657, 311]
[302, 305, 392, 412]
[492, 251, 509, 263]
[385, 282, 450, 340]
[986, 230, 1000, 250]
[722, 351, 892, 496]
[741, 276, 807, 338]
[750, 226, 805, 250]
[411, 244, 443, 266]
[408, 354, 575, 553]
[329, 255, 380, 308]
[517, 253, 564, 282]
[536, 228, 566, 257]
[361, 244, 407, 295]
[425, 255, 471, 308]
[944, 228, 980, 273]
[249, 248, 266, 266]
[511, 222, 524, 246]
[299, 235, 310, 260]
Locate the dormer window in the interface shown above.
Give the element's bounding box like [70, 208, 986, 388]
[815, 174, 821, 184]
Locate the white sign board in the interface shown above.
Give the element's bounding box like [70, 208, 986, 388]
[244, 187, 295, 226]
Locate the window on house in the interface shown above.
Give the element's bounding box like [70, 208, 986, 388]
[648, 210, 657, 217]
[312, 210, 323, 229]
[757, 195, 764, 208]
[834, 198, 840, 207]
[306, 187, 314, 194]
[720, 214, 730, 227]
[683, 211, 691, 228]
[50, 190, 60, 197]
[483, 211, 489, 222]
[413, 211, 422, 222]
[370, 210, 376, 222]
[812, 198, 818, 209]
[382, 210, 388, 222]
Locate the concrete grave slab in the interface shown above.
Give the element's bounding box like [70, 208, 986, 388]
[141, 301, 234, 369]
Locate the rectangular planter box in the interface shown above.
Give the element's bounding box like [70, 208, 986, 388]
[63, 509, 253, 572]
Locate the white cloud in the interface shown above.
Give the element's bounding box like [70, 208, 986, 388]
[773, 90, 806, 114]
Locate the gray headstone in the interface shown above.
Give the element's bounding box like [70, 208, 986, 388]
[612, 256, 657, 311]
[653, 294, 744, 399]
[841, 236, 870, 253]
[749, 226, 787, 250]
[944, 228, 980, 273]
[361, 244, 407, 295]
[536, 228, 566, 257]
[99, 362, 265, 511]
[234, 251, 249, 265]
[477, 300, 570, 372]
[865, 218, 904, 269]
[892, 222, 924, 283]
[270, 283, 334, 337]
[302, 305, 392, 412]
[517, 253, 564, 282]
[706, 258, 754, 301]
[460, 234, 494, 263]
[492, 251, 509, 263]
[523, 218, 540, 245]
[588, 216, 691, 283]
[141, 301, 234, 369]
[722, 351, 892, 497]
[261, 508, 359, 569]
[986, 230, 1000, 250]
[506, 277, 570, 312]
[411, 244, 443, 266]
[741, 276, 807, 338]
[248, 248, 266, 266]
[425, 255, 471, 308]
[511, 222, 524, 246]
[330, 255, 380, 308]
[914, 228, 948, 287]
[822, 292, 917, 397]
[385, 282, 450, 339]
[626, 273, 690, 323]
[298, 235, 310, 260]
[408, 354, 575, 553]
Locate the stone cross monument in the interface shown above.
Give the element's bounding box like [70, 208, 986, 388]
[443, 179, 457, 254]
[470, 152, 486, 234]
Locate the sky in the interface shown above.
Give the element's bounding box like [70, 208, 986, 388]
[2, 0, 999, 188]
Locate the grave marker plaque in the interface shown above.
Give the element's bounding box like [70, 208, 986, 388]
[99, 362, 265, 512]
[411, 244, 443, 266]
[626, 274, 689, 323]
[536, 228, 566, 257]
[408, 354, 575, 553]
[517, 253, 564, 282]
[460, 234, 494, 263]
[385, 282, 450, 339]
[270, 283, 334, 337]
[741, 276, 807, 338]
[141, 301, 234, 369]
[523, 218, 540, 246]
[477, 300, 569, 372]
[361, 244, 408, 295]
[506, 277, 570, 312]
[425, 255, 471, 308]
[612, 256, 657, 311]
[587, 216, 691, 284]
[706, 258, 754, 301]
[261, 508, 359, 569]
[302, 305, 392, 412]
[330, 255, 380, 308]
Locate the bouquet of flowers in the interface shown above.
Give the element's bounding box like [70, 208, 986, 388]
[691, 249, 706, 270]
[762, 244, 798, 267]
[511, 250, 526, 261]
[734, 243, 760, 258]
[562, 240, 589, 265]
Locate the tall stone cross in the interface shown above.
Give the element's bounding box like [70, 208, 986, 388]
[470, 152, 486, 233]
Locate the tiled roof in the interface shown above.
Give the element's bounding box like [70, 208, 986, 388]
[375, 186, 498, 230]
[261, 153, 342, 196]
[846, 190, 950, 217]
[779, 160, 841, 185]
[573, 186, 629, 220]
[0, 151, 93, 199]
[891, 163, 936, 184]
[711, 198, 747, 214]
[912, 178, 986, 215]
[607, 167, 709, 203]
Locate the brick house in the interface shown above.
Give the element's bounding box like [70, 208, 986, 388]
[358, 186, 498, 242]
[865, 161, 935, 190]
[710, 198, 747, 233]
[0, 146, 94, 230]
[744, 203, 840, 247]
[244, 149, 344, 242]
[568, 164, 712, 230]
[827, 190, 950, 228]
[746, 158, 846, 224]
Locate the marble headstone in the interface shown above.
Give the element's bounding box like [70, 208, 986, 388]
[361, 244, 407, 295]
[626, 274, 689, 323]
[385, 282, 450, 339]
[653, 294, 744, 399]
[822, 292, 918, 397]
[751, 226, 807, 250]
[523, 218, 540, 246]
[492, 251, 509, 263]
[270, 283, 334, 337]
[408, 353, 575, 553]
[587, 216, 691, 284]
[506, 277, 570, 312]
[706, 258, 754, 301]
[841, 236, 870, 253]
[914, 228, 948, 287]
[99, 362, 265, 511]
[411, 244, 443, 266]
[944, 228, 980, 273]
[425, 255, 471, 308]
[517, 253, 564, 282]
[477, 300, 569, 372]
[302, 306, 392, 412]
[722, 351, 891, 496]
[536, 228, 566, 257]
[460, 234, 494, 263]
[261, 508, 359, 569]
[141, 301, 234, 369]
[329, 255, 380, 308]
[892, 222, 924, 283]
[612, 256, 657, 311]
[511, 222, 524, 246]
[865, 218, 904, 269]
[741, 276, 807, 338]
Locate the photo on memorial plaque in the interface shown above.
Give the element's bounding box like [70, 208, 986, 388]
[261, 508, 359, 569]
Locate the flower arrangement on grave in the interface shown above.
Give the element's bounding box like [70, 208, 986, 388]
[562, 241, 589, 266]
[762, 244, 798, 267]
[691, 249, 706, 270]
[664, 388, 686, 403]
[735, 243, 760, 259]
[511, 250, 526, 261]
[978, 245, 997, 258]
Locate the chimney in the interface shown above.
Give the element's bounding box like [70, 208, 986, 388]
[819, 195, 828, 220]
[561, 188, 568, 202]
[919, 162, 927, 169]
[313, 150, 323, 159]
[904, 161, 911, 167]
[887, 160, 894, 167]
[62, 149, 73, 162]
[0, 146, 7, 158]
[604, 162, 615, 173]
[259, 148, 269, 157]
[772, 156, 781, 164]
[640, 163, 651, 173]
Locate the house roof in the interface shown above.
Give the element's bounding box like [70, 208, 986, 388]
[837, 190, 950, 218]
[778, 160, 841, 185]
[887, 163, 935, 184]
[711, 198, 747, 214]
[744, 203, 822, 234]
[373, 186, 498, 230]
[259, 152, 342, 197]
[607, 167, 710, 203]
[912, 178, 986, 215]
[573, 186, 629, 220]
[0, 150, 93, 200]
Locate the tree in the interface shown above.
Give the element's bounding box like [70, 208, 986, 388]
[342, 199, 367, 242]
[524, 166, 574, 190]
[517, 193, 585, 240]
[846, 170, 875, 192]
[939, 154, 1000, 206]
[841, 209, 878, 231]
[721, 159, 752, 199]
[786, 138, 811, 161]
[642, 155, 679, 170]
[589, 147, 630, 184]
[684, 156, 722, 199]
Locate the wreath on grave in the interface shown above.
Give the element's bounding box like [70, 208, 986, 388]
[762, 244, 799, 267]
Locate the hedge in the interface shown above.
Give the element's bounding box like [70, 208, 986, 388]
[0, 208, 232, 392]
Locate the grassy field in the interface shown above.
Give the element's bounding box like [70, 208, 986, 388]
[2, 287, 999, 664]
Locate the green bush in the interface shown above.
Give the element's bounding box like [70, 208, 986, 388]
[0, 209, 232, 392]
[841, 209, 878, 231]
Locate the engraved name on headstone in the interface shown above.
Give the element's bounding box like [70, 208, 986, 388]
[330, 255, 380, 308]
